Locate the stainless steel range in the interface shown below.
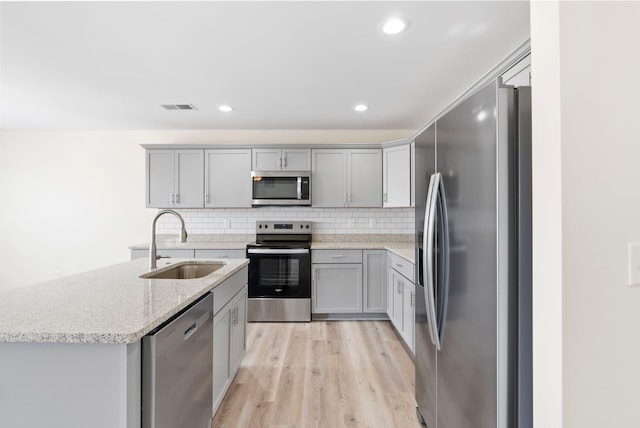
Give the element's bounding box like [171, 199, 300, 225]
[246, 221, 312, 322]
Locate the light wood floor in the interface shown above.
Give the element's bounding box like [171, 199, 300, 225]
[212, 321, 422, 428]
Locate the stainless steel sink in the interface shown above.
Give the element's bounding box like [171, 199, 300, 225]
[140, 261, 225, 280]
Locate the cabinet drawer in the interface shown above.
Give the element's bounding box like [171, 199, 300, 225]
[212, 266, 248, 315]
[389, 252, 414, 282]
[312, 249, 362, 264]
[195, 249, 246, 259]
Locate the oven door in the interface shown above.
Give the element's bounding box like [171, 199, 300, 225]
[247, 248, 311, 298]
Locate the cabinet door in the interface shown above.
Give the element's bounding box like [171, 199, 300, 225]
[312, 264, 362, 313]
[392, 271, 404, 331]
[383, 145, 411, 207]
[363, 250, 387, 313]
[386, 257, 394, 320]
[410, 141, 416, 207]
[229, 288, 247, 377]
[205, 149, 251, 208]
[402, 280, 415, 353]
[252, 148, 282, 171]
[282, 149, 311, 171]
[212, 308, 231, 413]
[312, 149, 347, 207]
[174, 150, 204, 208]
[348, 149, 382, 207]
[146, 150, 175, 208]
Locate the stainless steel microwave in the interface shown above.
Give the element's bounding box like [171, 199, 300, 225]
[251, 171, 311, 206]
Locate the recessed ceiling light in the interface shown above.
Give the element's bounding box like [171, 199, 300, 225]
[382, 17, 409, 35]
[354, 104, 368, 112]
[218, 105, 234, 112]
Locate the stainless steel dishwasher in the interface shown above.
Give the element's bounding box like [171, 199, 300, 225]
[142, 293, 213, 428]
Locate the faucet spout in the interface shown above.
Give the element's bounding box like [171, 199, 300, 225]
[149, 209, 188, 269]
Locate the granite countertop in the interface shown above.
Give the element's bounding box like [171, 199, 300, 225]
[310, 242, 415, 263]
[129, 234, 254, 250]
[131, 234, 415, 262]
[0, 258, 249, 344]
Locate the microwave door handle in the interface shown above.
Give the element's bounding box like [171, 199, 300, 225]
[297, 177, 302, 200]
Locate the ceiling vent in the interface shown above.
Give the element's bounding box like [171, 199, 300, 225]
[161, 104, 197, 110]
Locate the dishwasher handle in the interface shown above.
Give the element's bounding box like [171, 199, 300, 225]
[183, 310, 211, 341]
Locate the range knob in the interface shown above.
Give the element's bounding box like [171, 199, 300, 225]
[300, 224, 304, 229]
[306, 225, 310, 229]
[265, 224, 269, 229]
[258, 224, 262, 229]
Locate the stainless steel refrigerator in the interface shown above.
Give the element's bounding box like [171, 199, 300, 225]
[414, 79, 532, 428]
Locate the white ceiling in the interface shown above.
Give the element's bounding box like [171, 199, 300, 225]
[0, 1, 530, 131]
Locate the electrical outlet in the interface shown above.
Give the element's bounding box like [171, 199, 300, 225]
[369, 218, 376, 227]
[224, 219, 230, 229]
[55, 270, 62, 279]
[348, 218, 355, 228]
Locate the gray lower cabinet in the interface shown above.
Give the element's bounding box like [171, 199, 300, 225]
[387, 254, 416, 354]
[312, 263, 363, 313]
[363, 250, 387, 313]
[212, 267, 248, 416]
[312, 249, 387, 317]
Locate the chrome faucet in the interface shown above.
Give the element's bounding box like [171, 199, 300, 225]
[149, 209, 188, 269]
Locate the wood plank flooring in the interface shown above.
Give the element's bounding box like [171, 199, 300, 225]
[212, 321, 422, 428]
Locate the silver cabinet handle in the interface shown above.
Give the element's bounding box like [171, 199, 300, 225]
[170, 193, 174, 204]
[384, 192, 388, 203]
[396, 263, 403, 268]
[330, 254, 344, 258]
[174, 193, 180, 204]
[205, 193, 209, 204]
[283, 156, 287, 168]
[344, 193, 347, 205]
[279, 157, 282, 169]
[411, 292, 415, 307]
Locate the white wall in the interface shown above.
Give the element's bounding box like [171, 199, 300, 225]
[0, 129, 412, 290]
[532, 2, 640, 427]
[530, 2, 563, 427]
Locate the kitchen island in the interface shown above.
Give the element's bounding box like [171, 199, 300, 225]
[0, 257, 249, 428]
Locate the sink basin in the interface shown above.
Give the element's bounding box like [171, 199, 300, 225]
[140, 261, 225, 280]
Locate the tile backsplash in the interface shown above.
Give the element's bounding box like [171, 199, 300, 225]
[156, 207, 415, 235]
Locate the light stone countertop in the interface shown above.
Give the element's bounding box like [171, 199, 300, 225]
[129, 234, 254, 250]
[0, 258, 249, 344]
[310, 242, 415, 263]
[130, 235, 415, 263]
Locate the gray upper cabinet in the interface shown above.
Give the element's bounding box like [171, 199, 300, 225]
[146, 149, 204, 208]
[383, 144, 411, 207]
[312, 149, 381, 207]
[312, 149, 347, 207]
[251, 148, 311, 171]
[348, 149, 382, 207]
[205, 149, 251, 208]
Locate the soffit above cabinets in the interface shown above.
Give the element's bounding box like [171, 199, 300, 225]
[0, 1, 530, 131]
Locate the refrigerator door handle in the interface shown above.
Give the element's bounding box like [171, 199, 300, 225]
[424, 172, 440, 348]
[435, 173, 450, 350]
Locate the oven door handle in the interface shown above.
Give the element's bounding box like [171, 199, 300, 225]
[247, 248, 310, 255]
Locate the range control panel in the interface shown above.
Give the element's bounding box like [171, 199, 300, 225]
[256, 221, 312, 233]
